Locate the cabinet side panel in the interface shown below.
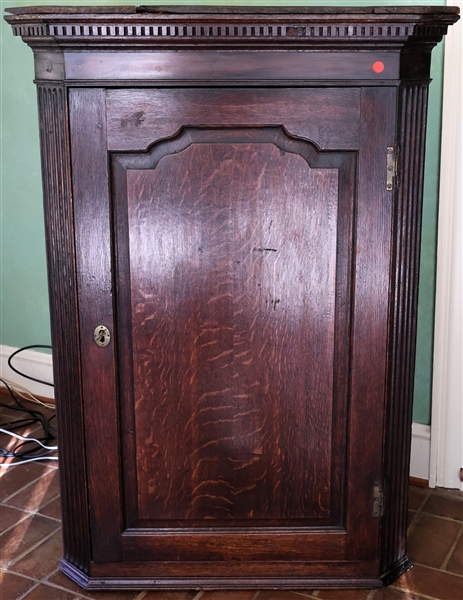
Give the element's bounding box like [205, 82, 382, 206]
[381, 83, 429, 579]
[36, 85, 91, 572]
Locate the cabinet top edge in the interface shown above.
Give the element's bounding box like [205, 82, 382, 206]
[4, 5, 460, 21]
[5, 5, 458, 52]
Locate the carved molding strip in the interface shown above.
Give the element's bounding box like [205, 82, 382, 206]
[5, 5, 459, 49]
[114, 125, 346, 170]
[11, 22, 448, 41]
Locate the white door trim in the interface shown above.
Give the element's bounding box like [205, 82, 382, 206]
[410, 423, 431, 481]
[429, 0, 462, 490]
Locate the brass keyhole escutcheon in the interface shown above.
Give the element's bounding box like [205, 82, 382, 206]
[93, 325, 111, 348]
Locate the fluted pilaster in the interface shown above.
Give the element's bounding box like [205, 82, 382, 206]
[381, 83, 429, 583]
[37, 85, 91, 573]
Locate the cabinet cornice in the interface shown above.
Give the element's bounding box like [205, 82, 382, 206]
[5, 6, 459, 52]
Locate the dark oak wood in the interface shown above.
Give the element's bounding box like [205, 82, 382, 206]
[60, 557, 382, 590]
[64, 50, 399, 82]
[346, 86, 396, 562]
[69, 88, 123, 564]
[5, 4, 459, 592]
[113, 124, 355, 527]
[381, 83, 430, 584]
[88, 559, 380, 578]
[36, 84, 91, 575]
[106, 88, 361, 151]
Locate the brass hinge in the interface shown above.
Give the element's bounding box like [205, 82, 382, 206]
[386, 146, 397, 191]
[373, 482, 384, 517]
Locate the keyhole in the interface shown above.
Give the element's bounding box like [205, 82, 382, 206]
[94, 325, 110, 347]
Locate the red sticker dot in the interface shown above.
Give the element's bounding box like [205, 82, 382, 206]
[372, 61, 385, 74]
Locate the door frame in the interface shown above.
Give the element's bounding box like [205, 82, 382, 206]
[430, 0, 462, 490]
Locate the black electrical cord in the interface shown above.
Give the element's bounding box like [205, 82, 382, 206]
[7, 345, 54, 387]
[0, 378, 50, 424]
[0, 368, 57, 462]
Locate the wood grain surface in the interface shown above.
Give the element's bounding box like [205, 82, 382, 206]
[115, 130, 345, 527]
[345, 86, 396, 562]
[70, 88, 123, 563]
[106, 88, 361, 152]
[65, 51, 399, 82]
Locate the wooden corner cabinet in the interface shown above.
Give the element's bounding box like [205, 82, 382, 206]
[5, 5, 459, 591]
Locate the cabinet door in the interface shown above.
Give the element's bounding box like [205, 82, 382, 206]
[70, 87, 396, 582]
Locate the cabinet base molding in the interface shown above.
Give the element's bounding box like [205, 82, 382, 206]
[59, 558, 383, 591]
[380, 557, 413, 587]
[58, 560, 89, 589]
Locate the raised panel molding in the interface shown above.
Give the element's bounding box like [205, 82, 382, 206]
[112, 126, 354, 531]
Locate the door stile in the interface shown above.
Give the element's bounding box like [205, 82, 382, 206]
[111, 152, 140, 529]
[346, 86, 398, 561]
[69, 88, 124, 563]
[329, 149, 358, 531]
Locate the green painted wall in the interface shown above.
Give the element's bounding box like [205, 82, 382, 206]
[0, 0, 446, 424]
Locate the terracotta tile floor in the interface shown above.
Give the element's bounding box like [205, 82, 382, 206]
[1, 397, 462, 600]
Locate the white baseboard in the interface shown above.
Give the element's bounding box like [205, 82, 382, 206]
[410, 422, 431, 481]
[0, 344, 54, 400]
